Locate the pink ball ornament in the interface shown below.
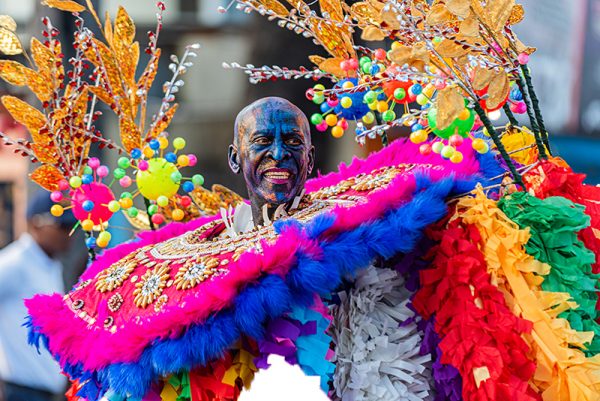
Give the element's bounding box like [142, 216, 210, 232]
[419, 144, 432, 156]
[151, 213, 165, 225]
[316, 122, 328, 132]
[88, 157, 100, 169]
[70, 182, 116, 225]
[138, 160, 149, 171]
[517, 53, 529, 65]
[119, 176, 132, 188]
[327, 98, 339, 108]
[434, 80, 447, 90]
[348, 58, 359, 70]
[187, 154, 197, 167]
[97, 165, 109, 178]
[449, 134, 464, 147]
[340, 60, 351, 71]
[510, 101, 527, 114]
[58, 179, 70, 191]
[50, 191, 63, 202]
[338, 119, 349, 130]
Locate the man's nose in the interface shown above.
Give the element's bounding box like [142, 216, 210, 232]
[268, 142, 290, 161]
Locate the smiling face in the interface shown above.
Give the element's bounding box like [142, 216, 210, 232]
[229, 97, 314, 221]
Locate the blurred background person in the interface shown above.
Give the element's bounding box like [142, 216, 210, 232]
[0, 191, 76, 401]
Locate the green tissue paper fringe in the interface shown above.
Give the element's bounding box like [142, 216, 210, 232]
[499, 192, 600, 356]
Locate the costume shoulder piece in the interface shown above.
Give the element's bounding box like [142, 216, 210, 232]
[26, 139, 489, 398]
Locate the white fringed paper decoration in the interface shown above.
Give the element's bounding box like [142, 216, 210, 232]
[330, 266, 434, 401]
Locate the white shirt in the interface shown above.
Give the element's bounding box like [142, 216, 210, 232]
[0, 233, 66, 393]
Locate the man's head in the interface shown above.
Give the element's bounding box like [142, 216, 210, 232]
[229, 97, 314, 219]
[27, 190, 75, 257]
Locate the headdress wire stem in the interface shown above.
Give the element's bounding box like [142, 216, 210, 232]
[473, 101, 524, 188]
[515, 75, 548, 159]
[520, 64, 551, 155]
[503, 103, 519, 127]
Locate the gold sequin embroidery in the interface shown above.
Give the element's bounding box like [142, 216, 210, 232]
[174, 256, 220, 290]
[133, 264, 170, 308]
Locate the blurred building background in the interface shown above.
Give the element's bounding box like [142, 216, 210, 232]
[0, 0, 600, 256]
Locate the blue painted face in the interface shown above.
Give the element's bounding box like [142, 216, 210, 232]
[229, 98, 314, 218]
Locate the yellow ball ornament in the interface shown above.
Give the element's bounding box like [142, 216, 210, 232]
[331, 126, 344, 138]
[119, 197, 133, 209]
[172, 209, 185, 221]
[458, 108, 471, 121]
[410, 130, 428, 144]
[450, 150, 464, 164]
[340, 97, 352, 109]
[342, 81, 354, 90]
[362, 112, 375, 125]
[136, 158, 180, 200]
[325, 114, 338, 127]
[177, 154, 190, 167]
[368, 102, 377, 111]
[472, 138, 486, 151]
[81, 219, 94, 231]
[50, 204, 64, 217]
[143, 146, 155, 159]
[376, 101, 388, 113]
[158, 137, 169, 149]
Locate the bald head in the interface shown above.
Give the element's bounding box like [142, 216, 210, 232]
[228, 97, 315, 224]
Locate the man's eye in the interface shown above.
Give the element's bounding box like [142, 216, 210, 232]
[286, 138, 302, 146]
[254, 137, 271, 145]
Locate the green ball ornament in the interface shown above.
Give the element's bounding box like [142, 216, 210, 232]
[362, 62, 372, 74]
[192, 174, 205, 186]
[127, 207, 139, 218]
[117, 157, 131, 169]
[313, 93, 325, 105]
[107, 200, 120, 213]
[147, 204, 159, 216]
[157, 195, 169, 207]
[121, 191, 133, 199]
[427, 105, 474, 140]
[382, 110, 396, 122]
[311, 113, 323, 125]
[69, 176, 82, 188]
[359, 56, 371, 67]
[83, 166, 93, 175]
[113, 168, 126, 180]
[135, 158, 180, 200]
[393, 88, 406, 101]
[170, 171, 182, 183]
[432, 142, 444, 154]
[173, 137, 186, 150]
[441, 145, 455, 159]
[364, 91, 377, 104]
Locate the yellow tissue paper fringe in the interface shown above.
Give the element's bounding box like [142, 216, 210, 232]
[455, 189, 600, 401]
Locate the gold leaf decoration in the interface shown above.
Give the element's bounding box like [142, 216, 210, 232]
[119, 115, 141, 153]
[258, 0, 289, 17]
[312, 19, 354, 59]
[486, 0, 515, 32]
[88, 85, 113, 106]
[472, 67, 495, 91]
[389, 42, 429, 71]
[426, 4, 454, 25]
[459, 15, 479, 37]
[32, 142, 58, 164]
[515, 38, 536, 55]
[308, 55, 326, 67]
[137, 49, 161, 91]
[318, 57, 346, 77]
[26, 69, 53, 103]
[350, 2, 383, 25]
[104, 11, 113, 46]
[435, 39, 468, 58]
[445, 0, 470, 18]
[435, 87, 465, 130]
[508, 4, 525, 25]
[30, 164, 65, 191]
[0, 15, 17, 31]
[361, 26, 387, 41]
[146, 104, 178, 139]
[114, 6, 135, 45]
[380, 8, 400, 30]
[284, 0, 311, 14]
[486, 70, 510, 110]
[320, 0, 344, 22]
[42, 0, 86, 13]
[31, 38, 54, 77]
[0, 27, 22, 55]
[0, 60, 31, 86]
[1, 95, 47, 141]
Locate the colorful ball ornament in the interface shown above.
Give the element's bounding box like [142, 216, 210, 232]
[427, 104, 475, 139]
[381, 76, 417, 105]
[333, 78, 369, 120]
[70, 182, 116, 225]
[136, 158, 180, 200]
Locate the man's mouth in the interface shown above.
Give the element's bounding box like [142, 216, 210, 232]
[262, 168, 293, 184]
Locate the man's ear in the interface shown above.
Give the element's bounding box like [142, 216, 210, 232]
[307, 145, 315, 175]
[228, 144, 241, 174]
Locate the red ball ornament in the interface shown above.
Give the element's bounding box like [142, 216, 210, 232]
[180, 196, 192, 207]
[305, 88, 315, 101]
[374, 48, 387, 61]
[449, 134, 464, 147]
[348, 58, 359, 70]
[419, 144, 432, 156]
[70, 182, 115, 225]
[151, 213, 165, 225]
[382, 79, 416, 104]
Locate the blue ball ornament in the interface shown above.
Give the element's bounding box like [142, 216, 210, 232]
[411, 123, 423, 132]
[182, 181, 195, 193]
[81, 174, 93, 185]
[410, 83, 423, 95]
[131, 148, 142, 159]
[369, 64, 380, 75]
[510, 87, 523, 101]
[165, 152, 177, 163]
[149, 139, 160, 150]
[85, 237, 96, 248]
[320, 102, 331, 113]
[82, 200, 95, 212]
[333, 78, 369, 120]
